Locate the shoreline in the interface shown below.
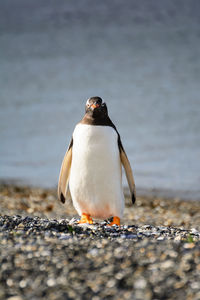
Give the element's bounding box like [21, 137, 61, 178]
[0, 183, 199, 230]
[1, 177, 200, 201]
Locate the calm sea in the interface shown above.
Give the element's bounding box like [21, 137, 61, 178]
[0, 0, 200, 199]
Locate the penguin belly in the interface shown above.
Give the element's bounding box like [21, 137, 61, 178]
[69, 124, 124, 219]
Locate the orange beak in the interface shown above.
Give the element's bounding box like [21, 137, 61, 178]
[91, 103, 100, 109]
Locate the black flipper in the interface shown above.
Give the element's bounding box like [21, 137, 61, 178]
[57, 138, 73, 203]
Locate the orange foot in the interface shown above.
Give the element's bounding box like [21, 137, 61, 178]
[107, 216, 120, 226]
[79, 213, 93, 224]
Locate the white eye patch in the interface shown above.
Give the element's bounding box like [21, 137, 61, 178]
[86, 98, 90, 106]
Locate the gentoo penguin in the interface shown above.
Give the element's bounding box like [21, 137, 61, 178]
[58, 97, 136, 225]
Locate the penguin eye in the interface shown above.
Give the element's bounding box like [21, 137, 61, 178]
[86, 102, 91, 108]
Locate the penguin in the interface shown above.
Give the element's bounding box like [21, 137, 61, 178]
[58, 97, 136, 225]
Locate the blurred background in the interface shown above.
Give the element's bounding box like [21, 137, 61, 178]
[0, 0, 200, 199]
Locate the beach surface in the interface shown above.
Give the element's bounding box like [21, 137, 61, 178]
[0, 184, 200, 300]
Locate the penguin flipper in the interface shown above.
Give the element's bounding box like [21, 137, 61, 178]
[58, 139, 73, 203]
[118, 139, 136, 204]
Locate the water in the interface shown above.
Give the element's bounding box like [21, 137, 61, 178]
[0, 0, 200, 199]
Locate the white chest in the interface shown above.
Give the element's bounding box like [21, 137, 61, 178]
[69, 124, 124, 218]
[72, 124, 119, 162]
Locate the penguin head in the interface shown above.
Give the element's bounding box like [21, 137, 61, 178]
[85, 97, 108, 117]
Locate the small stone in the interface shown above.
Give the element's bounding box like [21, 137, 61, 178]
[184, 243, 195, 249]
[69, 217, 77, 225]
[191, 228, 198, 233]
[59, 233, 71, 240]
[106, 279, 116, 288]
[92, 297, 100, 300]
[191, 282, 199, 290]
[7, 297, 23, 300]
[6, 279, 13, 287]
[124, 234, 138, 239]
[88, 248, 99, 257]
[134, 278, 147, 289]
[47, 278, 56, 287]
[115, 272, 125, 280]
[19, 280, 27, 288]
[174, 236, 181, 241]
[160, 260, 174, 269]
[157, 236, 165, 241]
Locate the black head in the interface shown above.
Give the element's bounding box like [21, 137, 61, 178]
[85, 96, 108, 118]
[81, 96, 116, 128]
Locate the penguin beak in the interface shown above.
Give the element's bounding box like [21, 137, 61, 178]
[91, 103, 100, 110]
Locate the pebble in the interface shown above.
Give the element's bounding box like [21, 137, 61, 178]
[0, 215, 200, 300]
[7, 297, 23, 300]
[0, 184, 200, 300]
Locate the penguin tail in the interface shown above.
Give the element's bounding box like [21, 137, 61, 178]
[60, 192, 66, 204]
[132, 193, 136, 204]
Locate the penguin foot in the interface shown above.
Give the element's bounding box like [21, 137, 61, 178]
[107, 216, 120, 226]
[79, 213, 93, 224]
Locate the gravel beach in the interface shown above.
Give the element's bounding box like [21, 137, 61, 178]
[0, 185, 200, 300]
